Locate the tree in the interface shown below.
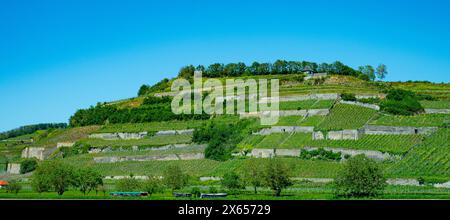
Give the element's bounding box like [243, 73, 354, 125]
[178, 65, 195, 79]
[334, 155, 386, 198]
[221, 172, 244, 193]
[143, 175, 165, 196]
[376, 64, 388, 80]
[358, 65, 375, 81]
[137, 84, 149, 96]
[243, 159, 264, 194]
[20, 158, 38, 174]
[116, 177, 142, 192]
[163, 165, 189, 192]
[31, 160, 76, 195]
[5, 180, 22, 194]
[263, 159, 292, 196]
[73, 167, 103, 195]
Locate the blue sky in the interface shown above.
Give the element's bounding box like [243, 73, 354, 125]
[1, 0, 450, 132]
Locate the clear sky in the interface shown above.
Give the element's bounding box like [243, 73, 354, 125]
[1, 0, 450, 132]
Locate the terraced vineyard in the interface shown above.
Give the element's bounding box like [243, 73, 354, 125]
[420, 100, 450, 109]
[369, 114, 450, 127]
[275, 116, 326, 126]
[243, 133, 423, 154]
[78, 134, 193, 148]
[317, 104, 377, 130]
[279, 100, 334, 110]
[388, 128, 450, 178]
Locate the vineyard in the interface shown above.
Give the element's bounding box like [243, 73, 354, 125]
[317, 104, 377, 130]
[78, 134, 193, 148]
[275, 116, 326, 126]
[388, 128, 450, 178]
[243, 133, 424, 154]
[279, 100, 334, 110]
[420, 100, 450, 109]
[369, 114, 450, 127]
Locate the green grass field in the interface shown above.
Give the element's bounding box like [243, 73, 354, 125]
[279, 100, 334, 110]
[420, 100, 450, 109]
[317, 104, 377, 130]
[79, 134, 193, 148]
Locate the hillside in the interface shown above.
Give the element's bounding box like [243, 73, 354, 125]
[1, 72, 450, 199]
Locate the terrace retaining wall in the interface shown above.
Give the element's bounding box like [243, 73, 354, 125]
[155, 129, 194, 136]
[93, 153, 204, 163]
[424, 109, 450, 114]
[240, 109, 329, 119]
[89, 132, 148, 140]
[363, 125, 438, 135]
[254, 126, 314, 135]
[6, 163, 21, 174]
[303, 147, 396, 161]
[56, 142, 75, 148]
[339, 100, 380, 111]
[21, 147, 46, 160]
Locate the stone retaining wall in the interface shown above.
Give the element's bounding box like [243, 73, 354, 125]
[155, 129, 194, 136]
[339, 100, 380, 110]
[6, 163, 21, 174]
[363, 125, 438, 135]
[303, 147, 395, 161]
[93, 153, 204, 163]
[355, 94, 386, 99]
[259, 94, 339, 103]
[254, 126, 314, 135]
[89, 132, 148, 140]
[21, 147, 46, 160]
[424, 109, 450, 114]
[56, 142, 75, 148]
[240, 109, 329, 118]
[312, 130, 363, 140]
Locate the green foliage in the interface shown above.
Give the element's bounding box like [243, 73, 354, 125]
[0, 123, 67, 141]
[242, 159, 264, 194]
[31, 160, 76, 195]
[73, 167, 103, 195]
[116, 177, 142, 192]
[142, 176, 165, 196]
[299, 148, 342, 161]
[69, 103, 209, 127]
[263, 159, 293, 196]
[190, 186, 202, 198]
[358, 97, 381, 104]
[221, 172, 245, 193]
[388, 128, 450, 178]
[5, 180, 22, 194]
[163, 165, 189, 191]
[341, 93, 357, 101]
[138, 78, 170, 96]
[142, 96, 172, 105]
[376, 64, 388, 80]
[317, 104, 377, 130]
[20, 158, 38, 174]
[334, 155, 386, 198]
[380, 89, 423, 115]
[195, 119, 258, 161]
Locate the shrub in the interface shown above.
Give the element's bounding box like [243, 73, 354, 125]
[116, 177, 142, 192]
[334, 155, 386, 198]
[20, 158, 38, 174]
[5, 180, 22, 194]
[209, 186, 218, 193]
[299, 148, 342, 161]
[341, 93, 357, 101]
[142, 96, 172, 105]
[190, 187, 202, 198]
[358, 97, 381, 104]
[380, 89, 423, 115]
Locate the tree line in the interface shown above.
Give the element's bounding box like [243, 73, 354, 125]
[0, 123, 67, 140]
[178, 60, 387, 81]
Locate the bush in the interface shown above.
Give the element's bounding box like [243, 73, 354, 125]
[116, 177, 142, 192]
[380, 89, 423, 115]
[299, 148, 342, 161]
[334, 155, 386, 198]
[190, 187, 202, 198]
[341, 93, 357, 101]
[142, 96, 172, 105]
[5, 180, 22, 194]
[357, 97, 381, 104]
[20, 158, 38, 174]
